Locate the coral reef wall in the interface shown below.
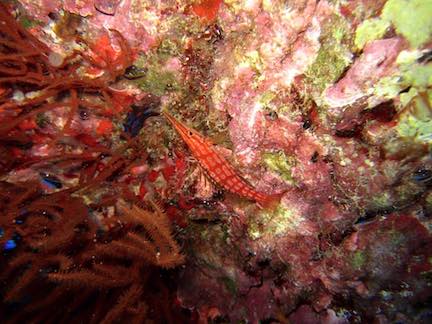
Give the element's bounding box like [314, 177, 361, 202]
[1, 0, 432, 323]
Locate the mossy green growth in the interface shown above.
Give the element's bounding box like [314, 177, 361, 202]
[373, 76, 405, 100]
[18, 15, 43, 29]
[248, 205, 302, 240]
[161, 13, 202, 40]
[402, 64, 432, 89]
[137, 69, 178, 96]
[235, 49, 264, 74]
[389, 230, 405, 246]
[382, 0, 432, 48]
[305, 14, 353, 93]
[426, 192, 432, 214]
[397, 93, 432, 144]
[370, 191, 393, 210]
[400, 88, 419, 107]
[220, 275, 237, 296]
[259, 91, 277, 107]
[394, 180, 423, 206]
[351, 250, 366, 270]
[354, 18, 390, 50]
[157, 38, 180, 60]
[133, 54, 179, 96]
[263, 151, 296, 184]
[373, 52, 432, 100]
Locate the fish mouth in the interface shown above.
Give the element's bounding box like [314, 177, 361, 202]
[161, 110, 175, 123]
[162, 110, 179, 130]
[162, 111, 190, 137]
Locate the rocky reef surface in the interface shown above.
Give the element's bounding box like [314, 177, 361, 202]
[2, 0, 432, 322]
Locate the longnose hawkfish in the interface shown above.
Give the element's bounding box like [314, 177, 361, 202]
[163, 111, 282, 207]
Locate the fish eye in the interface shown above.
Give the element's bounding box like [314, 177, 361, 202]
[189, 131, 193, 136]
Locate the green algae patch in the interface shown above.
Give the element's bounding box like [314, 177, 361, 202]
[394, 181, 423, 207]
[259, 91, 277, 108]
[132, 53, 180, 96]
[426, 193, 432, 216]
[36, 112, 49, 129]
[355, 18, 390, 50]
[402, 64, 432, 89]
[397, 93, 432, 145]
[397, 115, 432, 144]
[374, 50, 432, 104]
[370, 192, 393, 211]
[189, 223, 238, 272]
[263, 151, 296, 184]
[382, 0, 432, 48]
[248, 205, 302, 240]
[236, 49, 264, 74]
[19, 15, 43, 29]
[220, 275, 238, 296]
[305, 14, 353, 93]
[396, 51, 432, 90]
[157, 38, 181, 60]
[137, 69, 178, 96]
[373, 76, 405, 100]
[400, 88, 420, 107]
[351, 251, 366, 270]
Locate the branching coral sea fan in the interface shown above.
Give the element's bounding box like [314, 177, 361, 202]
[0, 4, 187, 323]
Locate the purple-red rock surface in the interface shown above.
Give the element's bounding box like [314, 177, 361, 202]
[3, 0, 432, 323]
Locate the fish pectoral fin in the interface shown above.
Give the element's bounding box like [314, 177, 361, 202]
[197, 165, 218, 189]
[211, 145, 233, 160]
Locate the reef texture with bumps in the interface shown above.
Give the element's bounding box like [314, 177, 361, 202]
[7, 0, 432, 322]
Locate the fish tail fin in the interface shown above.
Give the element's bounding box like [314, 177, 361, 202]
[256, 192, 284, 210]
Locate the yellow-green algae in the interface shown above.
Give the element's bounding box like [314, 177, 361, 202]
[394, 181, 424, 208]
[373, 76, 406, 101]
[354, 18, 390, 50]
[402, 64, 432, 89]
[137, 68, 178, 97]
[370, 192, 393, 211]
[382, 0, 432, 48]
[372, 50, 432, 100]
[259, 91, 277, 108]
[397, 92, 432, 145]
[305, 13, 353, 93]
[236, 49, 264, 74]
[248, 205, 302, 240]
[351, 250, 366, 270]
[372, 48, 432, 150]
[220, 275, 238, 296]
[132, 53, 179, 97]
[127, 11, 207, 97]
[19, 15, 43, 29]
[263, 151, 296, 184]
[157, 38, 181, 60]
[355, 0, 432, 50]
[426, 192, 432, 215]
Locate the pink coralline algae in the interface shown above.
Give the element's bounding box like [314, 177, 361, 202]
[19, 0, 188, 52]
[325, 38, 405, 114]
[2, 0, 432, 323]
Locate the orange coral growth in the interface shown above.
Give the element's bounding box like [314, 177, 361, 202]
[0, 182, 186, 321]
[117, 200, 185, 268]
[191, 0, 223, 21]
[0, 3, 133, 177]
[0, 5, 187, 322]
